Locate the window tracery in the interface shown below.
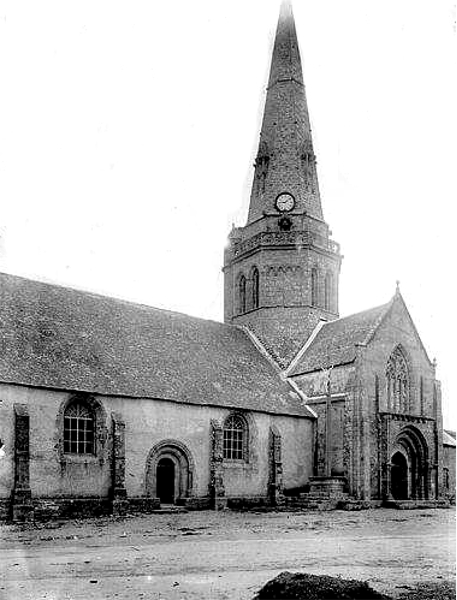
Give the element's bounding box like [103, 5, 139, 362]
[386, 346, 410, 413]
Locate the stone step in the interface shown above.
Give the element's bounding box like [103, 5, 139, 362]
[384, 499, 450, 510]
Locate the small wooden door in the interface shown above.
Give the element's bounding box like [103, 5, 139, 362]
[391, 452, 408, 500]
[157, 457, 175, 504]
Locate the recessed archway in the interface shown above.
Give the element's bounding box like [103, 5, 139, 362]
[145, 440, 194, 505]
[389, 426, 429, 501]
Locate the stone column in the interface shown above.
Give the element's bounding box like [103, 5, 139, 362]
[209, 420, 226, 510]
[381, 415, 393, 502]
[324, 374, 333, 477]
[111, 412, 127, 515]
[433, 379, 444, 499]
[12, 404, 33, 522]
[268, 427, 284, 506]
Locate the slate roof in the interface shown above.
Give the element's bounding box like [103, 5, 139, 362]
[0, 272, 313, 417]
[288, 303, 392, 376]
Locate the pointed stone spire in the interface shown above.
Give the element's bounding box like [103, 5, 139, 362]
[268, 0, 303, 87]
[247, 0, 323, 223]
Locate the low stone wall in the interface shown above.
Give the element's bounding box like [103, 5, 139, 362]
[0, 499, 10, 520]
[1, 496, 163, 522]
[227, 496, 270, 510]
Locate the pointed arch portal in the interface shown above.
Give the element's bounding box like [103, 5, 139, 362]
[388, 426, 429, 501]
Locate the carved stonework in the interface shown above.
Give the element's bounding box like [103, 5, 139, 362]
[111, 412, 127, 500]
[380, 413, 436, 502]
[209, 420, 226, 510]
[268, 427, 284, 506]
[232, 230, 340, 259]
[266, 265, 303, 277]
[299, 139, 317, 191]
[12, 404, 33, 522]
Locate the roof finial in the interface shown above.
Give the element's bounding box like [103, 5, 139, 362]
[395, 280, 400, 295]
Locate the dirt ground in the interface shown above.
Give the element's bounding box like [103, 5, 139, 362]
[0, 507, 454, 600]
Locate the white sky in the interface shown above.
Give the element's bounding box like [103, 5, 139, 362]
[0, 1, 456, 428]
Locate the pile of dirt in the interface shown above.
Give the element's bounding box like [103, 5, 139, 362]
[253, 572, 390, 600]
[397, 582, 456, 600]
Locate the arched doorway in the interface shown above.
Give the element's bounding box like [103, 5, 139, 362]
[391, 451, 408, 500]
[388, 426, 429, 501]
[157, 457, 176, 504]
[145, 440, 194, 505]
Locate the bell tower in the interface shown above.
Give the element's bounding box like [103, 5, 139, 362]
[223, 1, 342, 367]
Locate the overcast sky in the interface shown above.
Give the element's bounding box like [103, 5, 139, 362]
[0, 0, 456, 428]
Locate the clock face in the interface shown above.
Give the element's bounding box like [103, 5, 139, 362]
[275, 193, 295, 213]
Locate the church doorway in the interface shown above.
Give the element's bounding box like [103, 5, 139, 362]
[145, 440, 194, 505]
[156, 457, 176, 504]
[387, 426, 429, 501]
[391, 451, 408, 500]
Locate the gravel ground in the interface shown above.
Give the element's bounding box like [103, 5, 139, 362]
[0, 507, 454, 599]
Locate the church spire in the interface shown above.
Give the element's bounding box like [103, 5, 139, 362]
[268, 0, 303, 87]
[224, 2, 341, 368]
[248, 0, 323, 223]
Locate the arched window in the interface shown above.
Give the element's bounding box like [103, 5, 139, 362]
[311, 268, 318, 307]
[238, 275, 247, 314]
[223, 413, 248, 461]
[386, 346, 410, 413]
[63, 401, 95, 454]
[252, 267, 260, 310]
[324, 272, 332, 311]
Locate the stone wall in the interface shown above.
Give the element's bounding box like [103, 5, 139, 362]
[355, 298, 443, 501]
[0, 382, 314, 519]
[292, 365, 355, 481]
[290, 296, 445, 503]
[443, 444, 456, 503]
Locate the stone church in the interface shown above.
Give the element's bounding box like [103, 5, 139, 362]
[0, 1, 454, 521]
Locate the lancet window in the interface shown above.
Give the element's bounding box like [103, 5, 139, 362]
[238, 274, 247, 314]
[252, 267, 260, 310]
[324, 272, 332, 311]
[311, 268, 318, 307]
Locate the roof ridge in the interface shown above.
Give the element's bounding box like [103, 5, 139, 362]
[240, 325, 317, 420]
[238, 325, 283, 373]
[335, 302, 391, 324]
[361, 298, 395, 346]
[285, 319, 326, 376]
[0, 270, 227, 329]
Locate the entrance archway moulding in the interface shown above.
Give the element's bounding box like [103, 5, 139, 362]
[145, 439, 195, 501]
[388, 425, 429, 501]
